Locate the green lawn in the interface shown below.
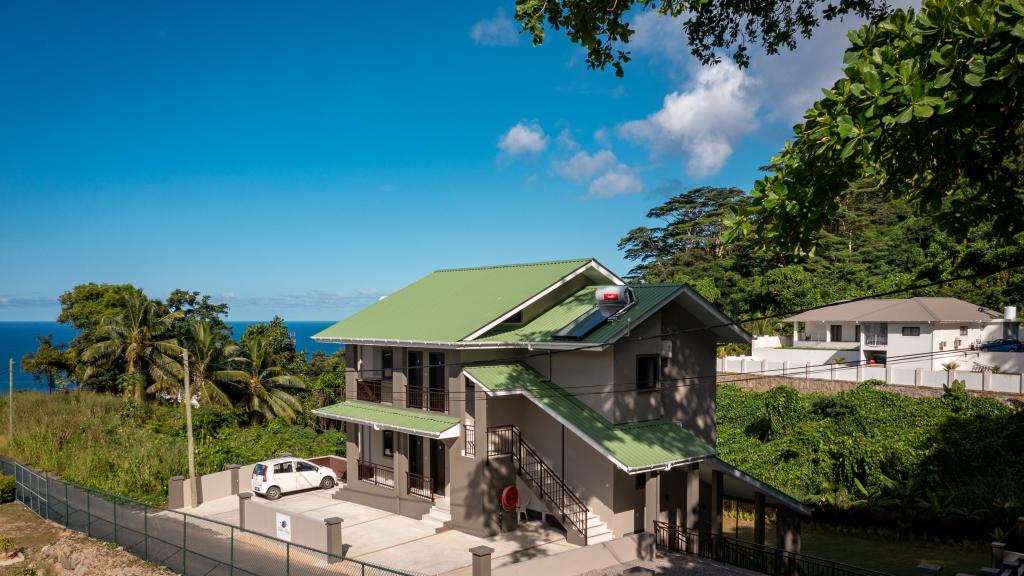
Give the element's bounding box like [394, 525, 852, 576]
[724, 517, 990, 576]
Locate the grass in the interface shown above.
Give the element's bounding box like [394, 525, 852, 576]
[0, 391, 345, 505]
[723, 515, 991, 576]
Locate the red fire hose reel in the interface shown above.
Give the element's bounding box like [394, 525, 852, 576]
[500, 485, 519, 511]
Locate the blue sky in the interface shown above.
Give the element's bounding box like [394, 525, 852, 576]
[0, 1, 893, 321]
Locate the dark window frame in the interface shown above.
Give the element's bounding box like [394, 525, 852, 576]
[959, 326, 969, 336]
[902, 326, 921, 337]
[636, 354, 660, 391]
[383, 430, 394, 458]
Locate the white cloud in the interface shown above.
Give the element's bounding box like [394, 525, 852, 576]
[470, 9, 519, 46]
[618, 61, 757, 178]
[629, 11, 688, 64]
[589, 167, 644, 198]
[497, 121, 548, 156]
[556, 128, 580, 152]
[594, 128, 611, 145]
[554, 149, 619, 183]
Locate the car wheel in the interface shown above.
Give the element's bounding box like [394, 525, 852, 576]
[320, 476, 335, 490]
[266, 486, 282, 500]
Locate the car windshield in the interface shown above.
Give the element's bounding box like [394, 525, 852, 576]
[253, 464, 266, 476]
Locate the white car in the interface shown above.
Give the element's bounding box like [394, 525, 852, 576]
[251, 457, 337, 500]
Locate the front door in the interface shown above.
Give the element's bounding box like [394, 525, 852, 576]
[407, 351, 424, 408]
[428, 352, 445, 412]
[409, 435, 424, 476]
[429, 438, 445, 496]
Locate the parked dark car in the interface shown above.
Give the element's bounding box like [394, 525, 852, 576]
[979, 338, 1023, 352]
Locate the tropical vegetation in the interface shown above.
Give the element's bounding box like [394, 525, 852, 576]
[717, 381, 1024, 542]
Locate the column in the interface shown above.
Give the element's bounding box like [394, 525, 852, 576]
[168, 476, 185, 509]
[644, 472, 660, 534]
[685, 465, 700, 530]
[227, 464, 240, 496]
[470, 546, 493, 576]
[395, 433, 410, 508]
[754, 492, 766, 545]
[792, 323, 799, 345]
[776, 506, 801, 575]
[325, 517, 343, 562]
[238, 492, 252, 530]
[710, 470, 723, 535]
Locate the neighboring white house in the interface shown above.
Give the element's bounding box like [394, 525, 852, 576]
[752, 297, 1021, 371]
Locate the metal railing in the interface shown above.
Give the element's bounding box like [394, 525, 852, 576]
[357, 460, 395, 489]
[0, 456, 414, 576]
[406, 472, 434, 502]
[405, 385, 447, 413]
[463, 423, 475, 457]
[653, 522, 892, 576]
[356, 379, 392, 404]
[487, 425, 588, 543]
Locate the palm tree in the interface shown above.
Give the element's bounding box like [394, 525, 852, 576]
[81, 291, 182, 402]
[219, 336, 305, 421]
[150, 320, 236, 407]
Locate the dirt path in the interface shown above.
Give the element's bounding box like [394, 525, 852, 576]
[0, 502, 173, 576]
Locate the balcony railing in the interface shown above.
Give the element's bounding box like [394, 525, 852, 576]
[406, 385, 448, 413]
[356, 379, 392, 404]
[464, 423, 476, 457]
[406, 472, 434, 501]
[357, 460, 394, 489]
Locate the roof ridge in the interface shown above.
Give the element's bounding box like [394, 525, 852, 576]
[435, 258, 592, 273]
[912, 297, 941, 321]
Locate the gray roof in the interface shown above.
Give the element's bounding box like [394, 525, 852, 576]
[786, 297, 1002, 323]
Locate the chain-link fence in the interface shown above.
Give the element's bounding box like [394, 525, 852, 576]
[1, 457, 415, 576]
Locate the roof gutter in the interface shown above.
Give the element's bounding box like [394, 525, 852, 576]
[312, 336, 606, 351]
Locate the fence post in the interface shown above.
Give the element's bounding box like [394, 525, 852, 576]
[86, 489, 91, 536]
[64, 481, 69, 527]
[325, 517, 343, 562]
[470, 546, 494, 576]
[239, 492, 252, 531]
[227, 464, 241, 496]
[230, 526, 234, 576]
[113, 498, 118, 545]
[183, 511, 188, 575]
[286, 542, 290, 576]
[44, 475, 49, 520]
[983, 369, 992, 392]
[144, 504, 149, 561]
[915, 368, 923, 387]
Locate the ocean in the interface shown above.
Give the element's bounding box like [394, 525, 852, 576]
[0, 320, 342, 394]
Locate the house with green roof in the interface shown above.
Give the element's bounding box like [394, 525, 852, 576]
[311, 258, 808, 552]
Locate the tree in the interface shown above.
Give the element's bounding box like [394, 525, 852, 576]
[219, 336, 305, 422]
[56, 283, 146, 390]
[730, 0, 1024, 256]
[20, 335, 74, 393]
[239, 316, 299, 367]
[515, 0, 892, 76]
[80, 291, 183, 402]
[164, 289, 231, 345]
[163, 320, 236, 407]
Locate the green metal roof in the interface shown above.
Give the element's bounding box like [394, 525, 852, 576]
[313, 401, 461, 438]
[313, 259, 594, 343]
[477, 284, 684, 344]
[463, 362, 715, 471]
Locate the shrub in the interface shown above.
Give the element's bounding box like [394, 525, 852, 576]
[0, 474, 14, 504]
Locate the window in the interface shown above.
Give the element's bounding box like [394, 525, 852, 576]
[854, 325, 861, 342]
[273, 462, 293, 474]
[902, 326, 921, 337]
[382, 348, 393, 380]
[960, 326, 969, 336]
[830, 325, 843, 342]
[296, 461, 317, 472]
[383, 430, 394, 457]
[636, 355, 659, 391]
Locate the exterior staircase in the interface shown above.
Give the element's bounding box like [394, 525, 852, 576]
[488, 424, 612, 546]
[420, 497, 452, 532]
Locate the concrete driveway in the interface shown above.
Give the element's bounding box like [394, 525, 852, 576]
[182, 489, 575, 576]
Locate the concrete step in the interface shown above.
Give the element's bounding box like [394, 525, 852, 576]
[586, 515, 604, 529]
[420, 504, 452, 531]
[587, 529, 615, 545]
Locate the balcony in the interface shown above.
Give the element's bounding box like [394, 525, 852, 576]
[357, 460, 395, 489]
[405, 384, 448, 413]
[406, 472, 434, 501]
[356, 379, 393, 404]
[463, 423, 476, 457]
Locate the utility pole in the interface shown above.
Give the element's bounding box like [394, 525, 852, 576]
[8, 358, 13, 439]
[183, 350, 197, 508]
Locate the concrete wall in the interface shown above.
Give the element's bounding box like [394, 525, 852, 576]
[717, 372, 1023, 403]
[242, 495, 328, 550]
[660, 302, 718, 447]
[525, 349, 616, 421]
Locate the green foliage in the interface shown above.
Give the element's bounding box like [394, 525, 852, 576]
[20, 335, 74, 393]
[0, 474, 14, 504]
[0, 534, 14, 553]
[717, 384, 1024, 540]
[0, 392, 345, 505]
[621, 186, 1024, 321]
[515, 0, 892, 75]
[733, 0, 1024, 256]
